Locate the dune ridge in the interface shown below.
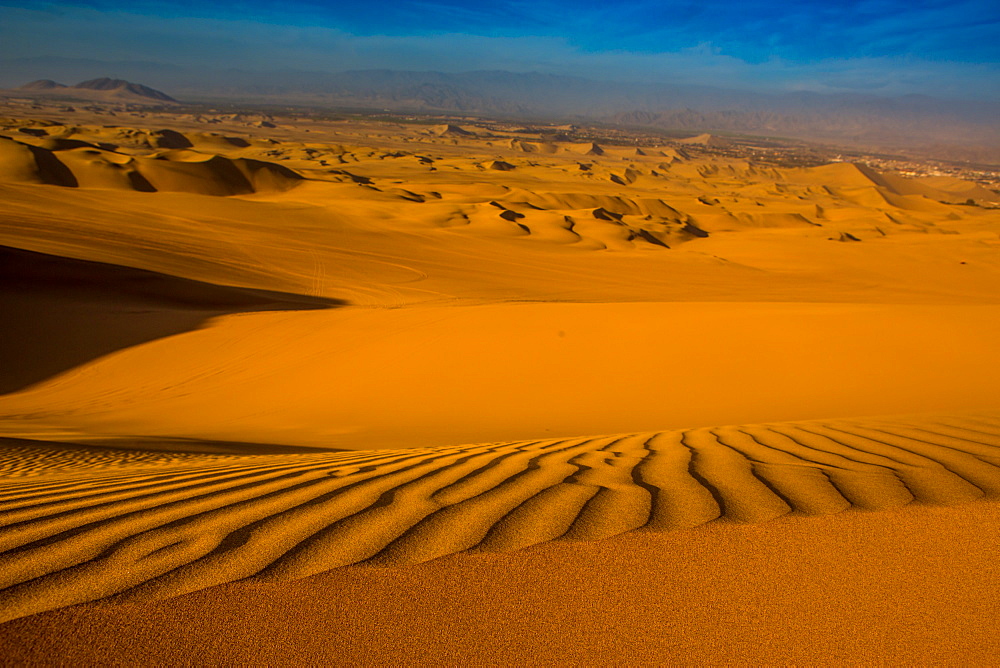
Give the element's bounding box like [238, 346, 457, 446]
[0, 244, 341, 394]
[1, 412, 999, 623]
[0, 134, 302, 195]
[1, 109, 999, 658]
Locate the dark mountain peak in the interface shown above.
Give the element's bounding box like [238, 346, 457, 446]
[75, 77, 129, 91]
[19, 79, 67, 90]
[73, 77, 177, 102]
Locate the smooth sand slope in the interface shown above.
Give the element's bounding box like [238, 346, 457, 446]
[1, 300, 999, 449]
[1, 111, 999, 659]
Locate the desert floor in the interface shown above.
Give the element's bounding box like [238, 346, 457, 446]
[1, 110, 1000, 664]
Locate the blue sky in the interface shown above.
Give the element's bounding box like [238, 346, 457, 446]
[2, 0, 998, 98]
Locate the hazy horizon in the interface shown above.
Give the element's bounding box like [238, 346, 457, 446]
[2, 0, 998, 101]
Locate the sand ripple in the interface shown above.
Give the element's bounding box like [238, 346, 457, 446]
[2, 413, 999, 622]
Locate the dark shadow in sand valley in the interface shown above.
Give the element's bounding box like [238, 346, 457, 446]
[0, 244, 345, 394]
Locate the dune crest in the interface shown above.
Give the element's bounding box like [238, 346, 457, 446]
[0, 134, 301, 195]
[1, 108, 999, 658]
[0, 244, 341, 393]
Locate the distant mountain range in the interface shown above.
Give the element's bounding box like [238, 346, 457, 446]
[13, 77, 177, 103]
[1, 57, 997, 157]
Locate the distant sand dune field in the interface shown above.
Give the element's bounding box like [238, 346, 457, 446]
[1, 112, 999, 654]
[2, 413, 999, 622]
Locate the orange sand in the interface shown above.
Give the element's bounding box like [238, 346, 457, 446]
[1, 109, 999, 661]
[2, 501, 999, 665]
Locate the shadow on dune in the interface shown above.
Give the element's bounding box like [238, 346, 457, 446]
[0, 435, 342, 457]
[0, 245, 345, 395]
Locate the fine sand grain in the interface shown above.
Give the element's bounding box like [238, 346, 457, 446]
[1, 413, 999, 624]
[1, 111, 999, 662]
[2, 499, 1000, 665]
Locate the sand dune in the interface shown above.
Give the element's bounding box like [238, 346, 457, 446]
[0, 244, 340, 393]
[0, 136, 77, 186]
[677, 132, 730, 147]
[2, 300, 997, 451]
[1, 412, 998, 623]
[1, 109, 999, 658]
[429, 124, 474, 137]
[510, 139, 604, 156]
[0, 134, 301, 195]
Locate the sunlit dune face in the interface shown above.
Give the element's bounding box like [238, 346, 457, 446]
[1, 110, 999, 647]
[2, 0, 999, 657]
[2, 115, 999, 445]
